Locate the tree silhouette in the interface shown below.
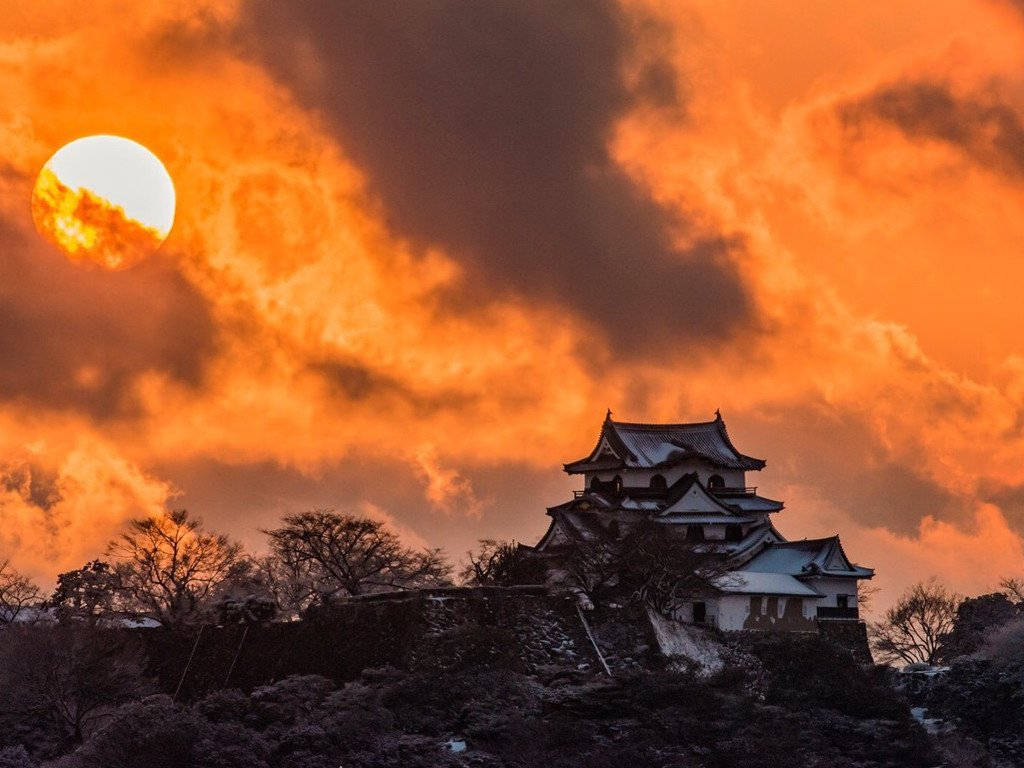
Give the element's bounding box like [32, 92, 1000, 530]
[264, 510, 450, 604]
[870, 578, 961, 665]
[559, 519, 730, 614]
[51, 561, 124, 625]
[109, 509, 242, 628]
[0, 623, 151, 742]
[0, 560, 42, 625]
[460, 539, 544, 586]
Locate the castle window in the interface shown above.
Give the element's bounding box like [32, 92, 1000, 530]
[649, 474, 667, 492]
[590, 476, 601, 490]
[693, 602, 707, 624]
[837, 595, 849, 609]
[686, 524, 705, 542]
[725, 524, 743, 542]
[708, 474, 725, 490]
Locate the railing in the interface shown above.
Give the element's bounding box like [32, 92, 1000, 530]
[575, 485, 758, 498]
[816, 606, 859, 620]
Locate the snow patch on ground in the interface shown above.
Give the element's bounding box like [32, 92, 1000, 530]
[910, 707, 946, 734]
[646, 608, 724, 675]
[900, 663, 950, 677]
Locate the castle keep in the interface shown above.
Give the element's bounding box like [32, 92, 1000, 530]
[530, 411, 874, 632]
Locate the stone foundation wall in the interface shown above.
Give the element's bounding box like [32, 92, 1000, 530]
[815, 619, 874, 664]
[143, 587, 611, 699]
[139, 589, 872, 700]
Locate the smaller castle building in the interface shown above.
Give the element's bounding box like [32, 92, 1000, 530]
[530, 411, 873, 632]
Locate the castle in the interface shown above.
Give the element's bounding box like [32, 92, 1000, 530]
[530, 411, 873, 632]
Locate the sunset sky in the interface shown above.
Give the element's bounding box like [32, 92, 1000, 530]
[3, 0, 1024, 613]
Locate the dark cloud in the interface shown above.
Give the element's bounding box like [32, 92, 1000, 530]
[157, 455, 571, 557]
[743, 405, 968, 536]
[839, 80, 1024, 178]
[0, 215, 217, 419]
[310, 358, 476, 414]
[235, 0, 751, 355]
[980, 480, 1024, 532]
[0, 461, 61, 511]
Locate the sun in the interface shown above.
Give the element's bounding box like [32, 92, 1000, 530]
[31, 135, 176, 270]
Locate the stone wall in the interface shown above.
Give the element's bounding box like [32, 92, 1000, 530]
[138, 588, 871, 700]
[143, 587, 611, 699]
[815, 619, 874, 664]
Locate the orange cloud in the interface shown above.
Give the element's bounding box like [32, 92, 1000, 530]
[2, 0, 1024, 611]
[31, 167, 164, 269]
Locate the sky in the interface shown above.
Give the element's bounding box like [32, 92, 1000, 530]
[2, 0, 1024, 613]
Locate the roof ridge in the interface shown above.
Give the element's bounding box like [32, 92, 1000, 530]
[658, 474, 739, 517]
[610, 418, 719, 431]
[566, 411, 765, 472]
[770, 535, 839, 548]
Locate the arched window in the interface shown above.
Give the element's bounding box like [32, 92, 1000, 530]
[708, 474, 725, 490]
[686, 524, 705, 542]
[649, 474, 667, 492]
[725, 524, 743, 542]
[590, 475, 601, 490]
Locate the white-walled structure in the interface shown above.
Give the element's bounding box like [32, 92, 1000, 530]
[531, 412, 873, 632]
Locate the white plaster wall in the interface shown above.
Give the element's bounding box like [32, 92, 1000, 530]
[717, 595, 751, 631]
[673, 598, 722, 628]
[716, 594, 820, 630]
[807, 576, 859, 607]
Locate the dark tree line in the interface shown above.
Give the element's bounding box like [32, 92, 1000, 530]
[0, 508, 536, 633]
[869, 577, 1024, 666]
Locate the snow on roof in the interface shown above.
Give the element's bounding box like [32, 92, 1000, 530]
[0, 606, 163, 628]
[659, 480, 739, 516]
[722, 494, 784, 513]
[726, 522, 781, 555]
[619, 497, 662, 511]
[741, 537, 873, 578]
[0, 605, 53, 623]
[714, 571, 821, 597]
[565, 412, 765, 472]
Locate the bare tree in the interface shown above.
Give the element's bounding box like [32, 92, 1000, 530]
[858, 581, 881, 614]
[616, 523, 732, 616]
[0, 559, 42, 625]
[264, 510, 451, 603]
[999, 576, 1024, 604]
[460, 539, 544, 586]
[560, 519, 729, 614]
[563, 530, 629, 601]
[870, 579, 961, 666]
[108, 509, 242, 628]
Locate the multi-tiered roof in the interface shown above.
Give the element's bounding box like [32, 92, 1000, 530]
[533, 411, 873, 600]
[564, 411, 766, 473]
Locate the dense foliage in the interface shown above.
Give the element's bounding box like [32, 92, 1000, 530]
[893, 584, 1024, 766]
[1, 509, 1022, 766]
[0, 643, 936, 768]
